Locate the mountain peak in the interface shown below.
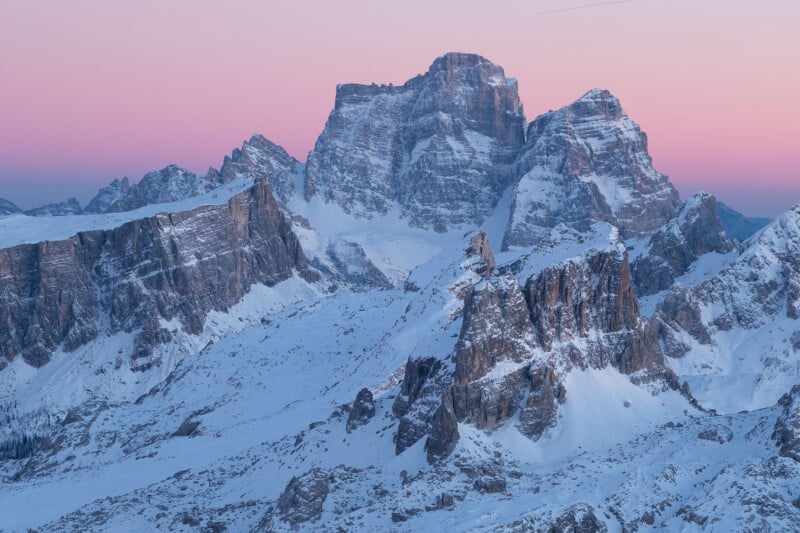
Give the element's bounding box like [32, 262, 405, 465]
[307, 53, 525, 230]
[423, 52, 510, 87]
[428, 51, 493, 72]
[569, 88, 623, 120]
[218, 133, 300, 202]
[0, 197, 22, 216]
[505, 88, 678, 248]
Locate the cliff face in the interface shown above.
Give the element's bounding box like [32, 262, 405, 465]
[305, 52, 525, 230]
[0, 180, 316, 370]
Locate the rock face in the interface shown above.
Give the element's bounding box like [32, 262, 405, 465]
[83, 177, 131, 214]
[346, 388, 376, 433]
[24, 197, 83, 217]
[396, 233, 671, 462]
[525, 245, 664, 375]
[504, 89, 679, 248]
[717, 201, 772, 242]
[0, 198, 22, 216]
[277, 468, 329, 525]
[425, 392, 459, 464]
[104, 164, 217, 213]
[464, 232, 496, 278]
[631, 192, 735, 297]
[305, 52, 525, 230]
[393, 357, 447, 455]
[518, 365, 566, 439]
[326, 240, 392, 288]
[548, 504, 608, 533]
[450, 276, 536, 432]
[0, 180, 315, 369]
[218, 133, 301, 203]
[773, 385, 800, 462]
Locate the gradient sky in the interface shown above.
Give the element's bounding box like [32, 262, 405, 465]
[1, 0, 798, 216]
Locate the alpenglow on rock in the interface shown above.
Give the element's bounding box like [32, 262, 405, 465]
[305, 52, 526, 231]
[504, 88, 679, 248]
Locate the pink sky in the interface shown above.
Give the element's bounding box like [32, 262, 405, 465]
[1, 0, 798, 215]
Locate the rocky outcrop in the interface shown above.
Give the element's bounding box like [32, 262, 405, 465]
[305, 52, 525, 231]
[525, 247, 665, 375]
[425, 392, 459, 463]
[518, 365, 566, 439]
[454, 276, 534, 385]
[631, 192, 735, 297]
[393, 357, 448, 455]
[218, 133, 301, 203]
[464, 232, 496, 278]
[773, 385, 800, 462]
[0, 198, 22, 216]
[326, 240, 392, 288]
[547, 504, 608, 533]
[504, 89, 679, 248]
[655, 286, 711, 355]
[24, 197, 83, 217]
[83, 177, 131, 214]
[398, 237, 671, 463]
[346, 388, 376, 433]
[0, 180, 316, 369]
[450, 276, 536, 430]
[277, 468, 329, 525]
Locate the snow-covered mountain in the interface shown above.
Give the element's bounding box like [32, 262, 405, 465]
[0, 198, 22, 216]
[656, 204, 800, 413]
[630, 192, 736, 301]
[1, 52, 799, 532]
[219, 133, 301, 203]
[504, 89, 679, 248]
[23, 197, 83, 217]
[83, 177, 131, 214]
[103, 164, 219, 213]
[305, 52, 525, 231]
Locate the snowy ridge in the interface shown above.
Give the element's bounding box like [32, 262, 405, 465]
[657, 204, 800, 412]
[0, 178, 255, 249]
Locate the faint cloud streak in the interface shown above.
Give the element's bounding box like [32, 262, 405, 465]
[538, 0, 636, 15]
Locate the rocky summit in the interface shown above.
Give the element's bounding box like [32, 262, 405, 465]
[504, 88, 679, 248]
[305, 52, 525, 231]
[1, 53, 799, 532]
